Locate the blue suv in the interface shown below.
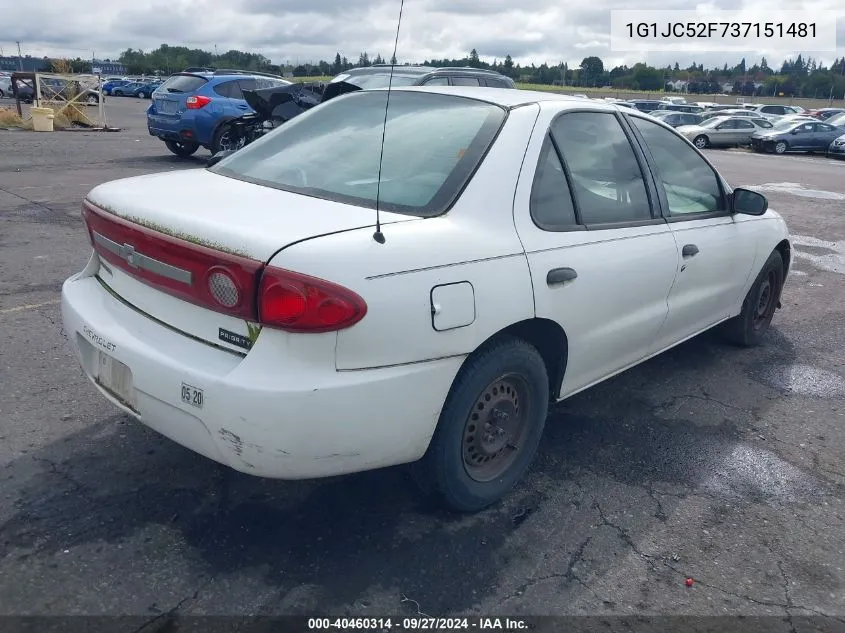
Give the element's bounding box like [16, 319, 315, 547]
[146, 70, 292, 157]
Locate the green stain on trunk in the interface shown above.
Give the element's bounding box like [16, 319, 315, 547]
[246, 322, 262, 345]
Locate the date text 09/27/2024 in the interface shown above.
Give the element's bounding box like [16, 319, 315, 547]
[307, 617, 528, 630]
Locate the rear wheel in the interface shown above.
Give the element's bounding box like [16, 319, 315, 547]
[164, 140, 199, 157]
[693, 135, 709, 149]
[721, 250, 784, 347]
[411, 337, 550, 512]
[212, 123, 244, 154]
[86, 94, 98, 105]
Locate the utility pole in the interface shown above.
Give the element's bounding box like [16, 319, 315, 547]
[16, 40, 23, 70]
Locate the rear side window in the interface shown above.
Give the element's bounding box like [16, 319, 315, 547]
[550, 112, 653, 224]
[212, 91, 507, 217]
[529, 136, 578, 230]
[158, 74, 207, 94]
[236, 79, 256, 94]
[484, 77, 511, 88]
[452, 77, 481, 86]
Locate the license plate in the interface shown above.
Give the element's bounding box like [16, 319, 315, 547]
[181, 383, 204, 409]
[156, 99, 178, 114]
[95, 351, 137, 410]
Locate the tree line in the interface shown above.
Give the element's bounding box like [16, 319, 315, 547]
[47, 44, 845, 98]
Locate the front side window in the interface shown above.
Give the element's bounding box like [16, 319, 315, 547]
[630, 116, 726, 216]
[422, 77, 450, 86]
[551, 112, 652, 224]
[211, 91, 507, 217]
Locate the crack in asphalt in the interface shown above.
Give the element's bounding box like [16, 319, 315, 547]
[777, 561, 798, 633]
[495, 534, 598, 608]
[0, 185, 55, 210]
[132, 586, 204, 633]
[594, 499, 845, 622]
[29, 455, 94, 504]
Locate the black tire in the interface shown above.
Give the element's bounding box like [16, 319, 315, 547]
[212, 122, 245, 154]
[113, 90, 124, 96]
[164, 140, 200, 157]
[138, 91, 146, 99]
[693, 135, 709, 150]
[721, 250, 784, 347]
[411, 337, 550, 512]
[774, 141, 788, 154]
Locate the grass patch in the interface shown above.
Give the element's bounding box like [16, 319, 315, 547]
[0, 103, 95, 130]
[51, 102, 95, 128]
[0, 107, 28, 129]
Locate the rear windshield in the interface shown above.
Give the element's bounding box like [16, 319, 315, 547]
[211, 90, 507, 217]
[158, 74, 208, 94]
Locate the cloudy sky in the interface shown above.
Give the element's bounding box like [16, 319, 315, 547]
[1, 0, 843, 69]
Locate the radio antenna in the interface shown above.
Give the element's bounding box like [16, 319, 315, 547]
[372, 0, 406, 244]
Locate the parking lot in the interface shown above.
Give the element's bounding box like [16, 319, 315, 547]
[1, 96, 844, 629]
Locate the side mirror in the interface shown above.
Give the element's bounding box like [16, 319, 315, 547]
[731, 188, 768, 216]
[207, 149, 235, 167]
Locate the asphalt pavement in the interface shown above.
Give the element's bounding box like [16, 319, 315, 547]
[1, 97, 844, 631]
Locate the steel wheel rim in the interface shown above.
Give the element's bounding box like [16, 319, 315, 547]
[462, 374, 530, 483]
[218, 129, 243, 152]
[752, 270, 777, 331]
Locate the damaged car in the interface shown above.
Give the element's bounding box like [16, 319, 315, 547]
[207, 65, 516, 163]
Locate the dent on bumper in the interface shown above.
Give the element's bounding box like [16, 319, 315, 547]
[61, 273, 463, 479]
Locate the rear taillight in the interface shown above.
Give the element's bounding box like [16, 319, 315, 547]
[83, 201, 262, 320]
[258, 267, 367, 333]
[186, 95, 211, 109]
[83, 201, 367, 335]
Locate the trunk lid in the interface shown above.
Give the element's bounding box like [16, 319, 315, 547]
[85, 168, 412, 354]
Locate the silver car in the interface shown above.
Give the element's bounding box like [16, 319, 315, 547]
[677, 116, 774, 149]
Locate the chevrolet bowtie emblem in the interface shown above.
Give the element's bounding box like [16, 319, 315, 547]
[119, 243, 140, 268]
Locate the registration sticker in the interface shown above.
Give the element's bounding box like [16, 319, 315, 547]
[181, 383, 204, 409]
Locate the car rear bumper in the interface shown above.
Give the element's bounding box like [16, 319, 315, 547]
[61, 262, 462, 479]
[147, 111, 208, 146]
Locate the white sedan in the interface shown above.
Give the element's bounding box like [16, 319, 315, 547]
[61, 86, 792, 512]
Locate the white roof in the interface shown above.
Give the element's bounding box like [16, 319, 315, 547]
[374, 85, 593, 109]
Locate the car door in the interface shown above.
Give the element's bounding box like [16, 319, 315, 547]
[789, 122, 816, 149]
[733, 118, 757, 144]
[711, 118, 738, 145]
[512, 108, 680, 397]
[812, 122, 840, 149]
[626, 114, 759, 350]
